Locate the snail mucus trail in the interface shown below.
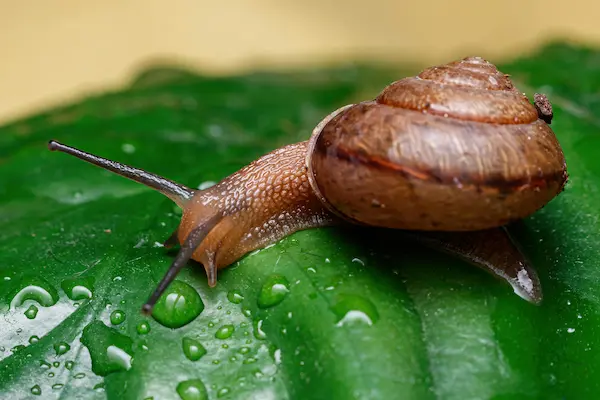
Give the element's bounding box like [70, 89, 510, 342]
[48, 56, 568, 315]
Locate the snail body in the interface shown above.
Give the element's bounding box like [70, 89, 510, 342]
[48, 56, 568, 314]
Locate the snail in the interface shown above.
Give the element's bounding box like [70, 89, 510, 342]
[48, 56, 568, 315]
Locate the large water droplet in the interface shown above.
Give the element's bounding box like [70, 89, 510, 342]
[215, 324, 234, 339]
[110, 310, 126, 325]
[31, 385, 42, 396]
[8, 277, 59, 309]
[80, 321, 134, 376]
[151, 280, 204, 329]
[60, 276, 94, 300]
[24, 305, 39, 319]
[136, 321, 151, 335]
[54, 342, 71, 356]
[176, 379, 208, 400]
[331, 294, 379, 327]
[227, 290, 244, 304]
[257, 275, 290, 308]
[182, 337, 207, 361]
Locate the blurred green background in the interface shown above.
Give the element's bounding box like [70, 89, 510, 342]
[2, 0, 600, 125]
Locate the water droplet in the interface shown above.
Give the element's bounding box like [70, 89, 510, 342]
[243, 357, 257, 364]
[215, 324, 234, 339]
[80, 320, 134, 376]
[242, 307, 252, 317]
[31, 385, 42, 396]
[60, 276, 94, 300]
[351, 258, 365, 266]
[65, 360, 74, 370]
[239, 347, 250, 354]
[217, 387, 230, 397]
[110, 310, 126, 325]
[198, 180, 216, 190]
[253, 319, 267, 340]
[567, 328, 576, 333]
[227, 290, 244, 304]
[176, 379, 208, 400]
[52, 361, 60, 368]
[54, 342, 71, 356]
[11, 345, 25, 353]
[93, 382, 105, 391]
[136, 321, 151, 335]
[151, 280, 204, 329]
[29, 335, 40, 344]
[257, 275, 290, 308]
[8, 276, 59, 309]
[24, 304, 39, 319]
[331, 294, 379, 327]
[212, 360, 220, 365]
[40, 360, 51, 369]
[182, 337, 207, 361]
[52, 383, 64, 390]
[122, 143, 136, 154]
[48, 372, 55, 377]
[74, 372, 86, 379]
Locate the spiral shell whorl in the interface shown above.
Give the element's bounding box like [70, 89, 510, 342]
[376, 56, 538, 124]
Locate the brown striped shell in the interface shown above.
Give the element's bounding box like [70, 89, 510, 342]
[306, 56, 568, 231]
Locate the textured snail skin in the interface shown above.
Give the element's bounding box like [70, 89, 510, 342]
[178, 141, 335, 284]
[307, 57, 568, 231]
[48, 56, 567, 310]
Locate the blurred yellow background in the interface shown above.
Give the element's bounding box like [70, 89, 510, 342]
[2, 0, 599, 125]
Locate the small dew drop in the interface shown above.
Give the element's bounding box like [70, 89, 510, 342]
[74, 372, 86, 379]
[198, 181, 217, 190]
[48, 372, 55, 378]
[29, 335, 40, 344]
[52, 361, 60, 368]
[253, 319, 267, 340]
[176, 378, 208, 400]
[61, 277, 94, 301]
[331, 294, 379, 327]
[52, 383, 64, 390]
[351, 258, 365, 266]
[257, 275, 290, 308]
[227, 290, 244, 304]
[215, 324, 235, 339]
[567, 328, 576, 333]
[136, 321, 151, 335]
[65, 361, 75, 370]
[31, 385, 42, 396]
[121, 143, 136, 154]
[217, 387, 230, 398]
[24, 305, 39, 319]
[54, 342, 71, 356]
[182, 337, 207, 361]
[110, 310, 126, 325]
[243, 357, 257, 364]
[40, 360, 51, 370]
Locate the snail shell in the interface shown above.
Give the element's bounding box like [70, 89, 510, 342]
[307, 56, 568, 231]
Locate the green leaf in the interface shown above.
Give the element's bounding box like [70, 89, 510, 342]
[0, 42, 597, 399]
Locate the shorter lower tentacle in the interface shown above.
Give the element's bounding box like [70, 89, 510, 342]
[142, 214, 222, 314]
